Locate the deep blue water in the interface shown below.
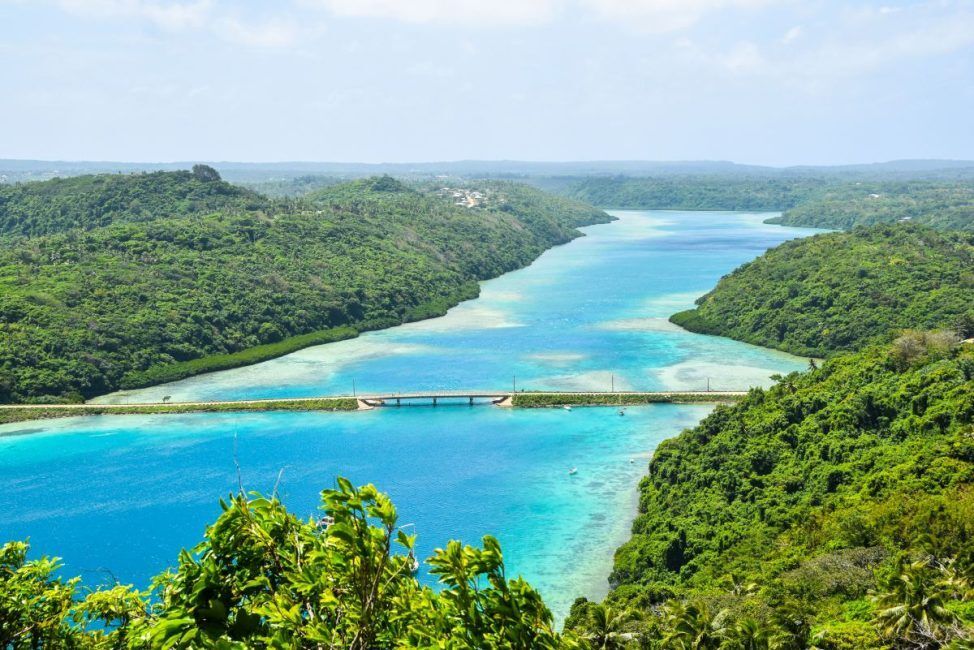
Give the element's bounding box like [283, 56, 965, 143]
[0, 211, 821, 619]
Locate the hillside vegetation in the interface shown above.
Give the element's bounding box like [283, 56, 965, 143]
[560, 176, 828, 211]
[767, 181, 974, 231]
[671, 225, 974, 357]
[558, 176, 974, 233]
[0, 166, 269, 238]
[569, 335, 974, 648]
[0, 171, 609, 402]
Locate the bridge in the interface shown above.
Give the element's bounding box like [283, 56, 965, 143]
[358, 392, 510, 407]
[355, 390, 747, 408]
[0, 390, 749, 426]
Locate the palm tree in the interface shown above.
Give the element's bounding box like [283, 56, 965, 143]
[582, 604, 635, 650]
[768, 600, 812, 650]
[872, 558, 957, 646]
[721, 618, 770, 650]
[660, 600, 724, 650]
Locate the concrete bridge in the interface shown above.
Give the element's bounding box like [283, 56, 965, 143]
[357, 390, 747, 408]
[0, 390, 749, 425]
[359, 392, 510, 407]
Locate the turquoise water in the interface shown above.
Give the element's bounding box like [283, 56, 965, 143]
[0, 211, 821, 620]
[94, 211, 821, 402]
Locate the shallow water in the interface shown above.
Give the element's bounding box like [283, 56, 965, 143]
[95, 211, 820, 403]
[0, 211, 821, 620]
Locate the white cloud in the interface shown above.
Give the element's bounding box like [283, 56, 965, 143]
[659, 2, 974, 90]
[215, 16, 300, 47]
[781, 25, 802, 45]
[53, 0, 300, 46]
[721, 41, 765, 73]
[312, 0, 557, 26]
[786, 5, 974, 85]
[579, 0, 780, 33]
[57, 0, 211, 31]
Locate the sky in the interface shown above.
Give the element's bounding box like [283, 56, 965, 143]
[1, 0, 972, 166]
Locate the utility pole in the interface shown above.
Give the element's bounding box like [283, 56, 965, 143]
[611, 373, 614, 392]
[513, 372, 517, 393]
[706, 377, 710, 392]
[352, 379, 356, 397]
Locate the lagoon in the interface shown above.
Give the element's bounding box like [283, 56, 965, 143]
[0, 211, 821, 619]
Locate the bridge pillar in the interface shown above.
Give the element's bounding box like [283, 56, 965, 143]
[396, 398, 401, 407]
[433, 397, 437, 407]
[469, 396, 474, 406]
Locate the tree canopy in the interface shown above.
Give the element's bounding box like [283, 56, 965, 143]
[0, 172, 610, 402]
[767, 180, 974, 231]
[573, 335, 974, 648]
[671, 224, 974, 357]
[1, 479, 572, 649]
[557, 175, 974, 232]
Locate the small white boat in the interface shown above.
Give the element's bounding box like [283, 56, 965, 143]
[629, 458, 635, 464]
[568, 467, 578, 475]
[618, 409, 626, 416]
[563, 405, 572, 411]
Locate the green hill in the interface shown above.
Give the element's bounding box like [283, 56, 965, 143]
[0, 166, 268, 238]
[0, 172, 609, 402]
[568, 335, 974, 648]
[670, 225, 974, 357]
[766, 181, 974, 231]
[560, 175, 828, 211]
[557, 176, 974, 233]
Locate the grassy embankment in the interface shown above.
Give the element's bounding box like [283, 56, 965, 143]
[0, 392, 745, 426]
[0, 398, 360, 427]
[512, 392, 742, 407]
[118, 326, 360, 390]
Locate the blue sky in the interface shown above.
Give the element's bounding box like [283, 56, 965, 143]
[1, 0, 972, 165]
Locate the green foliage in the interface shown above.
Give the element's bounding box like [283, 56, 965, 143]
[511, 393, 740, 407]
[1, 479, 575, 649]
[767, 181, 974, 231]
[238, 174, 346, 198]
[0, 398, 359, 426]
[670, 225, 974, 356]
[0, 172, 610, 402]
[119, 326, 359, 389]
[0, 170, 266, 238]
[558, 176, 973, 232]
[592, 339, 974, 648]
[872, 558, 961, 646]
[561, 176, 829, 211]
[0, 541, 80, 648]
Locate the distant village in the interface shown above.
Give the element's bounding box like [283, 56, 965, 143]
[437, 186, 487, 208]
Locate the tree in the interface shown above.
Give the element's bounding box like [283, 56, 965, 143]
[580, 604, 635, 650]
[0, 478, 576, 649]
[721, 618, 770, 650]
[0, 541, 80, 648]
[191, 164, 221, 182]
[872, 559, 958, 647]
[660, 600, 723, 650]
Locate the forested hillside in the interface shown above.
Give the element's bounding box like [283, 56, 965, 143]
[670, 225, 974, 357]
[0, 171, 609, 402]
[568, 334, 974, 648]
[559, 176, 828, 211]
[0, 166, 269, 238]
[767, 181, 974, 231]
[557, 176, 974, 233]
